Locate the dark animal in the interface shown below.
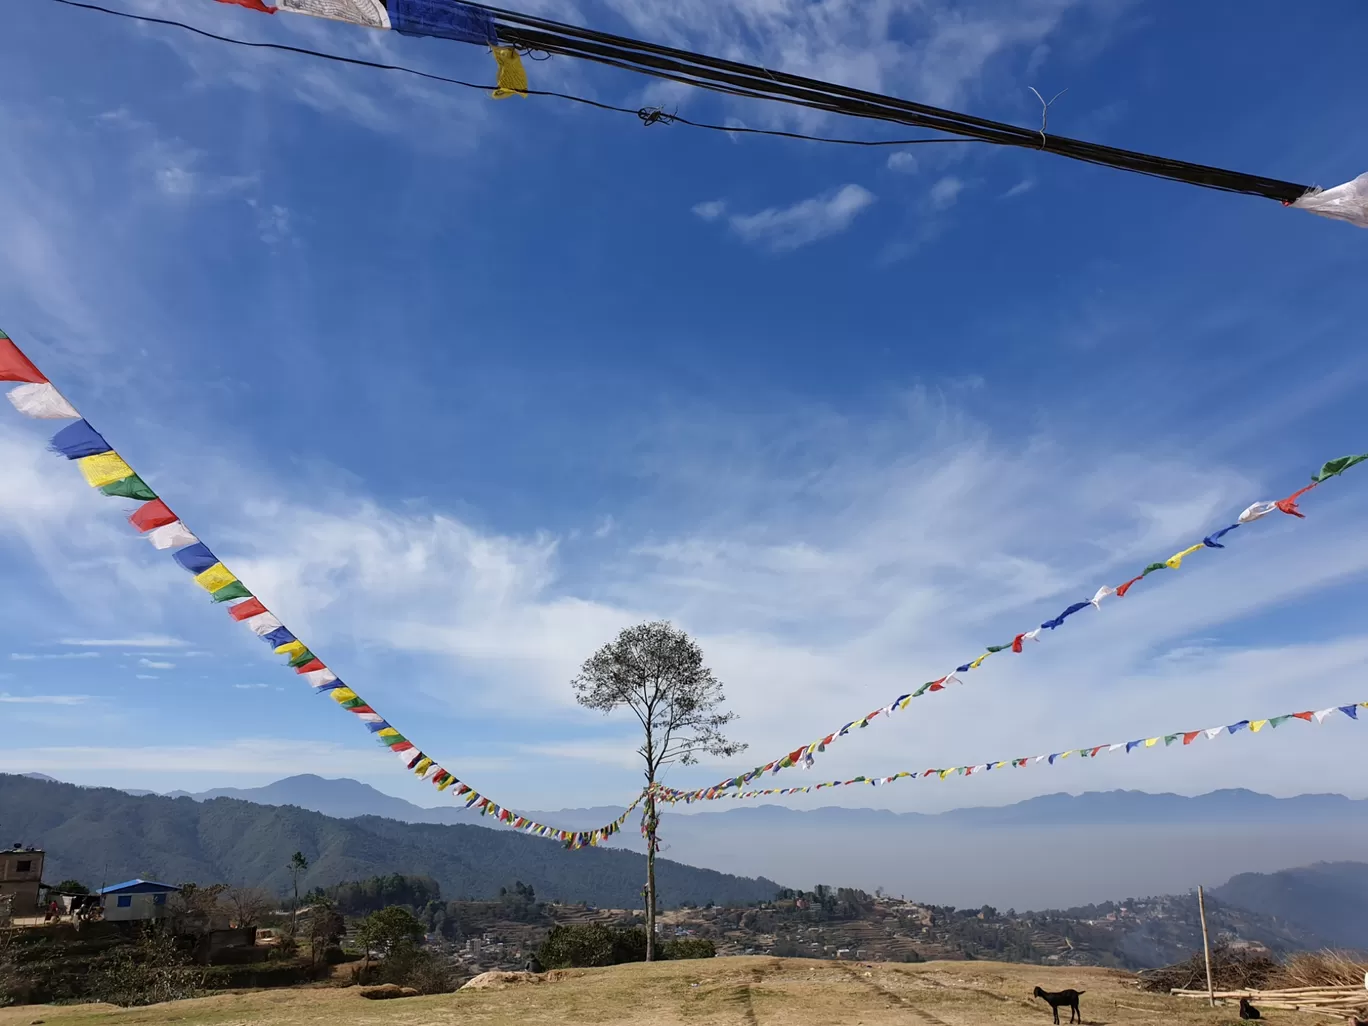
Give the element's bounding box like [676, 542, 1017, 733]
[1034, 987, 1085, 1024]
[1239, 998, 1261, 1020]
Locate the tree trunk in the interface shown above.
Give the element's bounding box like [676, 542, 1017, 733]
[644, 788, 657, 961]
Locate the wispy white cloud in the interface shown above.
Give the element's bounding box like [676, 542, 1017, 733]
[886, 151, 919, 174]
[0, 694, 90, 705]
[928, 175, 965, 210]
[233, 683, 269, 690]
[10, 652, 100, 661]
[1003, 178, 1036, 198]
[138, 658, 176, 670]
[62, 637, 188, 649]
[691, 199, 727, 222]
[727, 184, 875, 252]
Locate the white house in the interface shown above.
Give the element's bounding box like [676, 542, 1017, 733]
[96, 879, 179, 922]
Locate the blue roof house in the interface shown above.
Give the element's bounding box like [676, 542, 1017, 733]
[96, 880, 179, 922]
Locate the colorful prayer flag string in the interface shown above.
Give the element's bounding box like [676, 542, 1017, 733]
[655, 701, 1368, 803]
[664, 458, 1365, 801]
[1, 328, 640, 849]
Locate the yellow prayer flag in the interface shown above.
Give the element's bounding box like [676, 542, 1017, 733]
[938, 769, 951, 780]
[1144, 737, 1160, 747]
[969, 653, 990, 669]
[274, 639, 308, 660]
[193, 562, 238, 593]
[898, 697, 912, 710]
[491, 46, 528, 99]
[330, 687, 358, 703]
[78, 451, 136, 488]
[1251, 719, 1268, 732]
[414, 757, 433, 775]
[1165, 543, 1205, 570]
[436, 775, 454, 791]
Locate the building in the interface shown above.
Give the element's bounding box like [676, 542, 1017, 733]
[96, 879, 179, 922]
[0, 843, 45, 918]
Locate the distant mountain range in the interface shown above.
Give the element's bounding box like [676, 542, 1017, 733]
[23, 772, 1368, 911]
[0, 774, 779, 909]
[117, 772, 1368, 829]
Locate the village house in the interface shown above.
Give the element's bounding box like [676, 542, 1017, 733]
[0, 843, 44, 918]
[96, 879, 179, 922]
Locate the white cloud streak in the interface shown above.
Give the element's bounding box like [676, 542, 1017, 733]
[728, 184, 875, 251]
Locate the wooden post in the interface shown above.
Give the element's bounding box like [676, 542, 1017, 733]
[1198, 886, 1216, 1007]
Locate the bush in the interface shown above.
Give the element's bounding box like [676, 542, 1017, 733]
[89, 924, 205, 1007]
[537, 925, 716, 969]
[662, 937, 716, 960]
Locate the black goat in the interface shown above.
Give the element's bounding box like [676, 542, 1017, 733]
[1239, 998, 1262, 1020]
[1033, 986, 1085, 1024]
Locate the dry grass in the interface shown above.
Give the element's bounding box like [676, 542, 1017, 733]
[0, 956, 1352, 1026]
[1271, 952, 1368, 990]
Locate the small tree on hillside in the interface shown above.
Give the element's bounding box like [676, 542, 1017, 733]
[288, 852, 309, 938]
[572, 620, 745, 961]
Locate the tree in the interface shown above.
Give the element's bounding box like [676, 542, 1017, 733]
[224, 885, 274, 929]
[355, 905, 425, 977]
[53, 880, 89, 895]
[572, 620, 745, 961]
[287, 852, 309, 938]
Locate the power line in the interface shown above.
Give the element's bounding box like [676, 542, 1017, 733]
[45, 0, 978, 150]
[478, 1, 1311, 202]
[48, 0, 1317, 204]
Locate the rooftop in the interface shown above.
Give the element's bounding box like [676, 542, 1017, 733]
[96, 880, 180, 895]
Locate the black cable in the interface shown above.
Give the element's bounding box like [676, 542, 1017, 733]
[44, 0, 976, 150]
[477, 1, 1312, 202]
[47, 0, 1312, 203]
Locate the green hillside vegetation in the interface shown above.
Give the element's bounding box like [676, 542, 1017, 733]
[0, 775, 779, 908]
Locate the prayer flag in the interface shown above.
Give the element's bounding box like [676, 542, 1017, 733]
[194, 562, 238, 593]
[174, 543, 220, 575]
[146, 522, 197, 550]
[0, 333, 47, 383]
[6, 382, 79, 418]
[78, 452, 136, 489]
[50, 420, 110, 459]
[100, 475, 156, 500]
[228, 597, 268, 621]
[130, 498, 178, 532]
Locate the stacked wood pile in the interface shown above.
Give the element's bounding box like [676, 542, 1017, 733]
[1171, 986, 1368, 1019]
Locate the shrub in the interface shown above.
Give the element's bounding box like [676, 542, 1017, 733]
[662, 937, 716, 960]
[89, 924, 205, 1007]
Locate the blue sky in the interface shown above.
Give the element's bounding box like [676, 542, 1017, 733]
[1, 0, 1365, 815]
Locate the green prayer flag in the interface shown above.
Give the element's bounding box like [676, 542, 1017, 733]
[1313, 453, 1368, 482]
[1269, 715, 1291, 728]
[1143, 562, 1167, 575]
[211, 580, 252, 602]
[1164, 734, 1179, 745]
[288, 648, 316, 667]
[339, 696, 365, 709]
[986, 644, 1008, 653]
[99, 474, 157, 501]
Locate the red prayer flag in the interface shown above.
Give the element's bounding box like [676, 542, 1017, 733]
[0, 336, 48, 383]
[1292, 711, 1314, 722]
[1182, 731, 1200, 745]
[929, 682, 945, 691]
[212, 0, 276, 12]
[128, 498, 178, 532]
[295, 658, 326, 674]
[391, 741, 414, 752]
[787, 748, 804, 764]
[1011, 633, 1025, 653]
[228, 597, 268, 621]
[1275, 482, 1316, 518]
[1115, 575, 1144, 597]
